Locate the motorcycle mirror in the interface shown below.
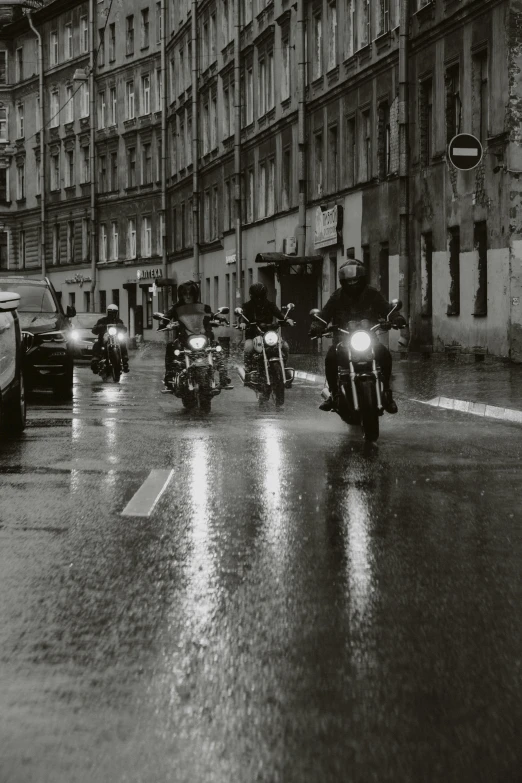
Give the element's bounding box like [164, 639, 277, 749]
[218, 306, 230, 314]
[285, 303, 295, 310]
[310, 308, 321, 317]
[234, 307, 243, 315]
[152, 312, 165, 320]
[391, 299, 402, 309]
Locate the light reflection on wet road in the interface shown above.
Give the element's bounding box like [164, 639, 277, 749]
[0, 352, 521, 783]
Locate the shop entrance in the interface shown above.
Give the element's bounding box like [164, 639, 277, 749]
[279, 265, 320, 355]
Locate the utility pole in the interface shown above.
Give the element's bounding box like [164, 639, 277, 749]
[296, 0, 307, 258]
[160, 0, 167, 285]
[89, 0, 96, 312]
[25, 8, 45, 276]
[398, 0, 410, 343]
[191, 0, 200, 284]
[234, 0, 242, 304]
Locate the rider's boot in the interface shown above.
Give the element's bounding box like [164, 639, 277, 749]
[381, 388, 398, 414]
[219, 373, 234, 390]
[319, 392, 338, 412]
[122, 359, 130, 373]
[91, 358, 99, 374]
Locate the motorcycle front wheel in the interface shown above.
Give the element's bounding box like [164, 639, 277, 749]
[109, 347, 121, 383]
[357, 378, 379, 442]
[269, 362, 285, 407]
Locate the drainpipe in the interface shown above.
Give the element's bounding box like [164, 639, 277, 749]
[89, 0, 96, 312]
[26, 11, 45, 276]
[296, 0, 306, 258]
[398, 0, 410, 345]
[234, 0, 242, 303]
[160, 0, 167, 283]
[191, 0, 200, 283]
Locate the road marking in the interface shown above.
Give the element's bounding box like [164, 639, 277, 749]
[453, 148, 479, 156]
[121, 469, 174, 517]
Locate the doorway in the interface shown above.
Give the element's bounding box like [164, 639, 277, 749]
[279, 265, 320, 354]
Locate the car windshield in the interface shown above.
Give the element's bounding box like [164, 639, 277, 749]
[72, 313, 103, 329]
[0, 283, 57, 314]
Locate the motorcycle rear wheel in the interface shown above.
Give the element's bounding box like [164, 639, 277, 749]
[358, 379, 379, 441]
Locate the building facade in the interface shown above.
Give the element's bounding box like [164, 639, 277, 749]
[1, 0, 521, 358]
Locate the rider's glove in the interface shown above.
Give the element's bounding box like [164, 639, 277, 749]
[239, 322, 246, 330]
[392, 315, 407, 328]
[308, 322, 324, 337]
[286, 319, 296, 327]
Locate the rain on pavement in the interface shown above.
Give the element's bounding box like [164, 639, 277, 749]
[1, 349, 521, 783]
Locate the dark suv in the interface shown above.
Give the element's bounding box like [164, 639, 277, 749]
[0, 277, 76, 400]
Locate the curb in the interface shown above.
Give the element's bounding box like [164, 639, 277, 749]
[414, 396, 522, 424]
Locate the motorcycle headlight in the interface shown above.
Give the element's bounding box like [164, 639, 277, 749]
[264, 331, 278, 347]
[350, 331, 372, 352]
[187, 336, 207, 351]
[69, 330, 80, 342]
[174, 349, 181, 356]
[117, 333, 126, 342]
[108, 326, 118, 336]
[214, 345, 223, 352]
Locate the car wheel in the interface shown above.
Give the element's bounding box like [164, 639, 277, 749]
[3, 372, 27, 434]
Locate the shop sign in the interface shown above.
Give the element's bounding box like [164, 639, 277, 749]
[136, 268, 162, 280]
[314, 205, 343, 250]
[65, 273, 92, 286]
[226, 253, 236, 265]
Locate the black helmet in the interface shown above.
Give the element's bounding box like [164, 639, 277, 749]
[249, 283, 267, 301]
[178, 281, 200, 302]
[338, 259, 367, 287]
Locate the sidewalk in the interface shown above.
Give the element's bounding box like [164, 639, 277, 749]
[290, 353, 522, 424]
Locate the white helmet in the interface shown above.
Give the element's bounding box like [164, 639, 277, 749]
[107, 304, 118, 312]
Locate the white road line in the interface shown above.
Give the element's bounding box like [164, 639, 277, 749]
[121, 469, 174, 517]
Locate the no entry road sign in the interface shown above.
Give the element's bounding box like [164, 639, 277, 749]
[448, 133, 483, 171]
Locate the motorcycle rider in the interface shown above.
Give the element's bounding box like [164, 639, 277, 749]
[240, 283, 295, 376]
[163, 281, 233, 390]
[308, 259, 406, 413]
[91, 303, 129, 374]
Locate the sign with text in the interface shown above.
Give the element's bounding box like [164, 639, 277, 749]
[226, 253, 236, 265]
[314, 205, 343, 249]
[137, 268, 162, 280]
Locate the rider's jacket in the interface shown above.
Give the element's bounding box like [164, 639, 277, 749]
[92, 315, 126, 343]
[317, 285, 396, 334]
[241, 299, 285, 340]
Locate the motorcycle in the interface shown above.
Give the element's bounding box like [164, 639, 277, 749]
[310, 299, 403, 442]
[153, 303, 229, 413]
[235, 304, 296, 407]
[96, 325, 127, 383]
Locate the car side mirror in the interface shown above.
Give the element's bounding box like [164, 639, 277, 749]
[66, 305, 76, 317]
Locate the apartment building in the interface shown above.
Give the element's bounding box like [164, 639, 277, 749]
[1, 0, 522, 358]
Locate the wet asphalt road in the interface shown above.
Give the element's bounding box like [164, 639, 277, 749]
[0, 349, 521, 783]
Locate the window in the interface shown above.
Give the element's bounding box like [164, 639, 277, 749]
[82, 217, 90, 259]
[50, 90, 59, 127]
[110, 87, 117, 125]
[127, 218, 137, 258]
[109, 23, 116, 61]
[19, 230, 25, 268]
[99, 154, 107, 192]
[127, 146, 136, 187]
[213, 275, 219, 312]
[142, 217, 152, 257]
[378, 102, 390, 178]
[327, 2, 337, 71]
[155, 67, 162, 111]
[314, 132, 323, 196]
[156, 140, 162, 181]
[245, 64, 253, 125]
[281, 36, 290, 101]
[447, 226, 460, 316]
[224, 179, 231, 231]
[203, 190, 210, 241]
[50, 31, 58, 67]
[344, 0, 354, 59]
[98, 90, 106, 128]
[257, 163, 266, 220]
[246, 168, 254, 223]
[127, 15, 135, 55]
[66, 23, 73, 60]
[379, 242, 389, 300]
[51, 152, 60, 190]
[223, 86, 230, 138]
[141, 74, 151, 114]
[141, 8, 150, 49]
[211, 185, 219, 239]
[110, 151, 118, 190]
[16, 103, 24, 138]
[35, 157, 41, 195]
[379, 0, 390, 35]
[328, 125, 338, 191]
[80, 82, 89, 118]
[81, 16, 88, 54]
[473, 51, 489, 145]
[210, 13, 217, 60]
[81, 145, 90, 183]
[16, 161, 25, 199]
[345, 115, 356, 186]
[65, 84, 74, 123]
[282, 147, 291, 210]
[474, 221, 487, 317]
[445, 64, 461, 144]
[142, 143, 152, 184]
[65, 149, 74, 187]
[210, 94, 217, 148]
[111, 221, 119, 260]
[67, 221, 74, 262]
[267, 158, 275, 216]
[419, 79, 433, 167]
[52, 224, 60, 264]
[0, 106, 6, 140]
[156, 2, 162, 43]
[126, 81, 135, 119]
[111, 289, 120, 308]
[361, 109, 371, 180]
[98, 28, 105, 66]
[420, 232, 433, 317]
[313, 13, 322, 80]
[16, 47, 23, 82]
[202, 100, 209, 153]
[0, 51, 7, 85]
[99, 290, 106, 312]
[84, 291, 91, 312]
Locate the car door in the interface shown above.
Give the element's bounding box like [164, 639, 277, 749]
[0, 309, 16, 393]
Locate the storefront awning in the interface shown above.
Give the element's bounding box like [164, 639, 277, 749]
[255, 253, 323, 266]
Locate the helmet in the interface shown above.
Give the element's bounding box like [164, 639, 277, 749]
[338, 259, 367, 285]
[107, 303, 119, 312]
[249, 283, 267, 301]
[178, 281, 200, 302]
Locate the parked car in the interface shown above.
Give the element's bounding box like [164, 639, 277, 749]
[0, 291, 26, 435]
[0, 277, 76, 400]
[69, 312, 104, 361]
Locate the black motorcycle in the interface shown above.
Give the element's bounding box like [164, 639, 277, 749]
[96, 324, 127, 383]
[310, 299, 403, 442]
[235, 304, 295, 407]
[153, 303, 229, 413]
